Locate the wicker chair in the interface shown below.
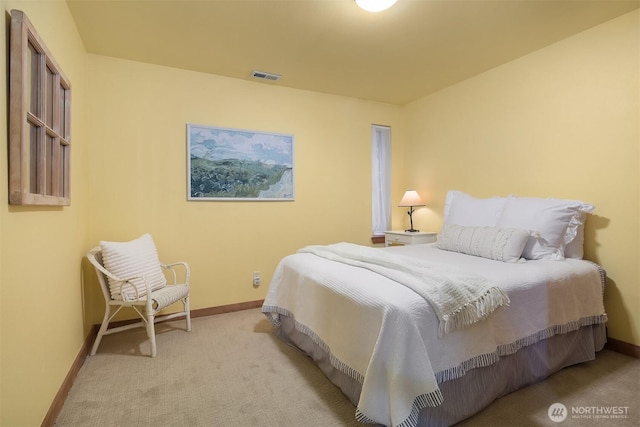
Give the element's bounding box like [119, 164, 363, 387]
[87, 238, 191, 358]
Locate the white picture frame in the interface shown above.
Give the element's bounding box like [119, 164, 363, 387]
[187, 124, 294, 201]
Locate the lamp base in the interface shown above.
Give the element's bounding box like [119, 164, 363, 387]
[405, 229, 420, 233]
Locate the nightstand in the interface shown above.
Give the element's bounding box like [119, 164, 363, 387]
[384, 231, 437, 246]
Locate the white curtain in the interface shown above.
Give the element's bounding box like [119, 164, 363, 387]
[371, 125, 391, 236]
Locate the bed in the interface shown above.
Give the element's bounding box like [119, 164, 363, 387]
[261, 192, 607, 427]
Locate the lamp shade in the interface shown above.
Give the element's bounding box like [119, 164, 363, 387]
[398, 190, 425, 207]
[355, 0, 398, 13]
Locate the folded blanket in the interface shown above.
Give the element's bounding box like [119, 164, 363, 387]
[299, 242, 509, 336]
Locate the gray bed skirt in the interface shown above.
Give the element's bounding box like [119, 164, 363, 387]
[276, 315, 607, 427]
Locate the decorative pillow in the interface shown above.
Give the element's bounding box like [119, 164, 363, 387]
[563, 210, 592, 259]
[497, 197, 595, 261]
[100, 234, 167, 300]
[444, 190, 506, 227]
[436, 223, 530, 263]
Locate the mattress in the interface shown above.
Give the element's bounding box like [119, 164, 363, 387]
[262, 243, 607, 427]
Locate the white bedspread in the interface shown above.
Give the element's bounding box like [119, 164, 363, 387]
[261, 244, 607, 427]
[299, 242, 510, 337]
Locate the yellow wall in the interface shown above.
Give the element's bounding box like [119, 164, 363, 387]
[0, 0, 90, 425]
[403, 10, 640, 345]
[0, 1, 638, 425]
[82, 56, 404, 326]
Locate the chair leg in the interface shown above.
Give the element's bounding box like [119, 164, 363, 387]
[91, 305, 112, 356]
[146, 311, 157, 358]
[184, 296, 192, 332]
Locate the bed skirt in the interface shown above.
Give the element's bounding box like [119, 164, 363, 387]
[276, 315, 607, 427]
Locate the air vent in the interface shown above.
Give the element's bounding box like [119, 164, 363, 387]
[251, 70, 281, 81]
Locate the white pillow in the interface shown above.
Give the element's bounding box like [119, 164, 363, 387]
[444, 190, 506, 227]
[100, 234, 167, 300]
[497, 197, 594, 261]
[437, 223, 530, 263]
[564, 210, 592, 259]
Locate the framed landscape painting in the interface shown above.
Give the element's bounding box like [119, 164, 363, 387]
[187, 124, 294, 201]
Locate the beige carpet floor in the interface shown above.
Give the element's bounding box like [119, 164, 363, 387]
[55, 308, 639, 426]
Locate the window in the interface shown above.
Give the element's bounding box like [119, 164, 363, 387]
[9, 10, 71, 206]
[371, 125, 391, 237]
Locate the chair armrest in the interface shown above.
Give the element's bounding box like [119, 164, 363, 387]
[113, 274, 157, 301]
[161, 261, 190, 286]
[94, 262, 151, 300]
[120, 275, 156, 301]
[86, 247, 156, 301]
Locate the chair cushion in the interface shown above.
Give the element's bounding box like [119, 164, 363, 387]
[151, 284, 190, 311]
[100, 234, 167, 300]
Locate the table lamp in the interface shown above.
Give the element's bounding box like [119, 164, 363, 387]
[398, 190, 425, 232]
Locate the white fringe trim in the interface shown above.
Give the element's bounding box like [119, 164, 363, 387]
[435, 313, 608, 383]
[262, 305, 366, 383]
[435, 261, 609, 383]
[438, 286, 510, 337]
[355, 389, 445, 427]
[262, 304, 446, 426]
[262, 306, 607, 387]
[262, 260, 608, 427]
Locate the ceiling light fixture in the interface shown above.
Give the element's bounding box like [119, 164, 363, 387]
[355, 0, 398, 13]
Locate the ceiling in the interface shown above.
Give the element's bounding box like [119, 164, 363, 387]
[66, 0, 640, 105]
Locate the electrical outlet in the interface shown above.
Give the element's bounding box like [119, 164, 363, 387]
[253, 271, 261, 287]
